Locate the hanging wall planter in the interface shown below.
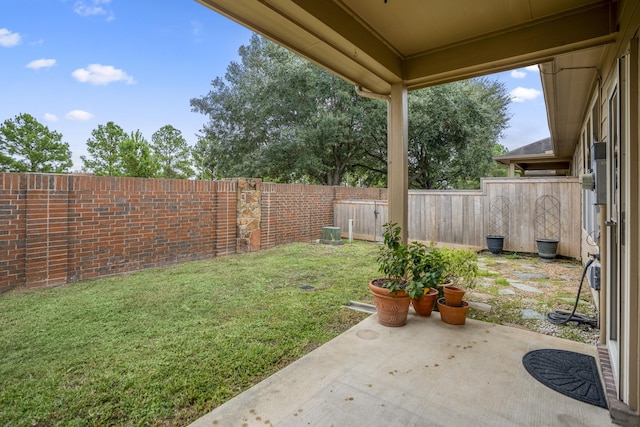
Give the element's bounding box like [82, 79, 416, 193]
[535, 238, 559, 263]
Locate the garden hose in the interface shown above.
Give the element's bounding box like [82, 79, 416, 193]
[546, 256, 598, 328]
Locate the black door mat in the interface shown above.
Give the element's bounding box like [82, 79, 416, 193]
[523, 349, 608, 409]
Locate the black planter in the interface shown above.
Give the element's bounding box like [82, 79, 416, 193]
[536, 238, 559, 263]
[486, 235, 504, 256]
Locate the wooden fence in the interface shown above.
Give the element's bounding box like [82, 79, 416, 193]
[334, 177, 581, 258]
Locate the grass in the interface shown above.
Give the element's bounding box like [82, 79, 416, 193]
[0, 242, 377, 426]
[0, 242, 599, 425]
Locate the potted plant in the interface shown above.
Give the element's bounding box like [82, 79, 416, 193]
[435, 248, 478, 325]
[369, 223, 412, 327]
[406, 242, 444, 317]
[371, 223, 447, 324]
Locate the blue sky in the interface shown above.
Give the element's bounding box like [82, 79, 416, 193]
[1, 0, 549, 171]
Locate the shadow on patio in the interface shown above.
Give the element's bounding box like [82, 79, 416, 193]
[190, 312, 612, 426]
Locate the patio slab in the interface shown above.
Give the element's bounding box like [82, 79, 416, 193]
[190, 313, 613, 427]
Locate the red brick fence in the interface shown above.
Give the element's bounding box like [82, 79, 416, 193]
[0, 173, 385, 292]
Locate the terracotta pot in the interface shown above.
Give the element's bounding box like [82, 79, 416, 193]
[369, 279, 410, 327]
[411, 287, 438, 317]
[437, 297, 470, 325]
[443, 285, 465, 307]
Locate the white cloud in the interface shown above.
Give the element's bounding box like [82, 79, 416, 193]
[26, 58, 57, 70]
[71, 64, 135, 85]
[525, 65, 539, 72]
[74, 0, 114, 21]
[43, 113, 58, 122]
[510, 87, 542, 103]
[65, 110, 94, 120]
[510, 70, 526, 79]
[0, 28, 21, 47]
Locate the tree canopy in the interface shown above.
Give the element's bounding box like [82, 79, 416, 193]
[191, 35, 386, 185]
[81, 121, 128, 176]
[81, 123, 191, 178]
[191, 35, 510, 188]
[151, 125, 194, 179]
[0, 113, 72, 173]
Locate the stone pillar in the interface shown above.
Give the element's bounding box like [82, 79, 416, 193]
[236, 178, 261, 253]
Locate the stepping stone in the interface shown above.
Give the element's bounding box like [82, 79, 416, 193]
[510, 282, 543, 294]
[519, 264, 536, 270]
[499, 289, 516, 295]
[515, 273, 549, 280]
[494, 260, 508, 264]
[558, 275, 573, 281]
[521, 308, 546, 320]
[469, 301, 491, 312]
[537, 282, 551, 288]
[476, 281, 492, 288]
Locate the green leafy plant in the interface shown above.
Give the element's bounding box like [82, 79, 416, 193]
[375, 223, 447, 299]
[376, 223, 410, 294]
[441, 247, 478, 288]
[407, 242, 446, 299]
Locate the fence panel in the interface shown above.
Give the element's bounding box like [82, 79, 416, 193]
[335, 177, 581, 258]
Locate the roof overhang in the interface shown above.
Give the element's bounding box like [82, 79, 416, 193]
[196, 0, 618, 94]
[494, 154, 572, 175]
[196, 0, 626, 167]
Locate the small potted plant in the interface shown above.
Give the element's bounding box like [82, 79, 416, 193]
[406, 242, 444, 317]
[436, 248, 478, 325]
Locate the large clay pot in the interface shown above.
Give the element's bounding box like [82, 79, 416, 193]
[411, 287, 438, 317]
[536, 238, 559, 263]
[486, 235, 504, 256]
[369, 279, 410, 327]
[443, 285, 465, 307]
[437, 298, 470, 325]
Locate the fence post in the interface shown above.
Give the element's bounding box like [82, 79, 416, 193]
[236, 178, 261, 253]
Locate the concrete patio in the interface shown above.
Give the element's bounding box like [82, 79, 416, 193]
[190, 311, 613, 426]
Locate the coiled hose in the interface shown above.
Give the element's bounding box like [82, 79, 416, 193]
[546, 256, 598, 327]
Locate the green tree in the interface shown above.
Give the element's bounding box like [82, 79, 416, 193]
[191, 35, 385, 185]
[151, 125, 194, 179]
[192, 139, 215, 179]
[405, 79, 510, 189]
[81, 122, 127, 176]
[191, 35, 509, 188]
[120, 130, 159, 178]
[0, 113, 72, 173]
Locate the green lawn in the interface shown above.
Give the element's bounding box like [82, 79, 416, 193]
[0, 242, 377, 426]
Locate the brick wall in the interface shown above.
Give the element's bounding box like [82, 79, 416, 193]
[0, 174, 26, 291]
[0, 173, 384, 292]
[260, 183, 385, 249]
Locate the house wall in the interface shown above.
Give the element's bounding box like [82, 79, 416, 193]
[571, 4, 640, 417]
